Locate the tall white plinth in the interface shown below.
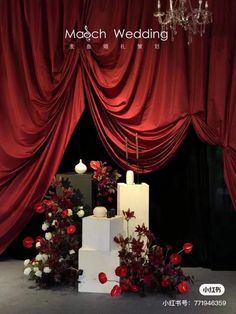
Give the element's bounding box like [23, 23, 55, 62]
[117, 183, 149, 236]
[78, 215, 123, 293]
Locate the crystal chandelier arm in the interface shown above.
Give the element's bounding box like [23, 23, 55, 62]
[153, 0, 212, 43]
[154, 1, 172, 26]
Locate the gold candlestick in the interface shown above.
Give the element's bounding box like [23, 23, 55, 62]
[125, 136, 128, 167]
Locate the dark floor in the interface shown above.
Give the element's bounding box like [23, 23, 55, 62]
[0, 260, 235, 314]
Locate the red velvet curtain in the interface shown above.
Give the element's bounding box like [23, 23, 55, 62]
[0, 0, 85, 253]
[81, 0, 236, 201]
[0, 0, 235, 253]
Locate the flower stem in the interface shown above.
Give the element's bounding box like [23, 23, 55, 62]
[127, 220, 129, 239]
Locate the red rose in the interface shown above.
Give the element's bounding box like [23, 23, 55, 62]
[61, 209, 68, 219]
[34, 203, 45, 214]
[177, 281, 189, 294]
[183, 243, 193, 254]
[23, 236, 34, 248]
[161, 278, 171, 288]
[90, 160, 101, 170]
[170, 253, 182, 265]
[98, 272, 107, 284]
[110, 285, 122, 297]
[115, 265, 128, 278]
[66, 225, 76, 234]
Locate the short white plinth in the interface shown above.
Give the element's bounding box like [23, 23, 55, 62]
[78, 215, 123, 293]
[82, 215, 123, 251]
[78, 249, 120, 293]
[117, 182, 149, 236]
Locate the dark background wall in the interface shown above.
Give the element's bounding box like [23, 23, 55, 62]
[4, 108, 236, 270]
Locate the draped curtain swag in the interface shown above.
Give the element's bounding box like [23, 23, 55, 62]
[0, 0, 235, 253]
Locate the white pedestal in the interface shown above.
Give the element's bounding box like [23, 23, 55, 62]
[78, 215, 123, 293]
[79, 249, 120, 293]
[117, 183, 149, 236]
[82, 216, 123, 251]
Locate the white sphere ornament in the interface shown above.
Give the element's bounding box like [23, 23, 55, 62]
[75, 159, 87, 174]
[93, 206, 107, 218]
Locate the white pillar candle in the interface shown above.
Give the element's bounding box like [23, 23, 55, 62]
[126, 170, 134, 185]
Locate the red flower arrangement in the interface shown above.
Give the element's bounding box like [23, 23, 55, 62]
[23, 177, 86, 287]
[90, 160, 121, 206]
[99, 210, 194, 296]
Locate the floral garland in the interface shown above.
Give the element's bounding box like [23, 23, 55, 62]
[99, 209, 194, 297]
[23, 177, 86, 287]
[90, 160, 121, 206]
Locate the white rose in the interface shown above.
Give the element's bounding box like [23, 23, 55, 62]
[35, 254, 43, 261]
[45, 232, 52, 241]
[24, 267, 32, 276]
[33, 267, 39, 272]
[77, 210, 85, 218]
[67, 209, 73, 216]
[36, 242, 41, 248]
[51, 220, 57, 226]
[24, 259, 30, 267]
[41, 254, 48, 262]
[48, 212, 52, 217]
[43, 267, 51, 273]
[35, 270, 42, 278]
[42, 222, 49, 231]
[69, 249, 75, 255]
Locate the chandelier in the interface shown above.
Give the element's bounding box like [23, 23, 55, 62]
[154, 0, 213, 44]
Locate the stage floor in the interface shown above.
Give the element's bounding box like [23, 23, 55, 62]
[0, 260, 235, 314]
